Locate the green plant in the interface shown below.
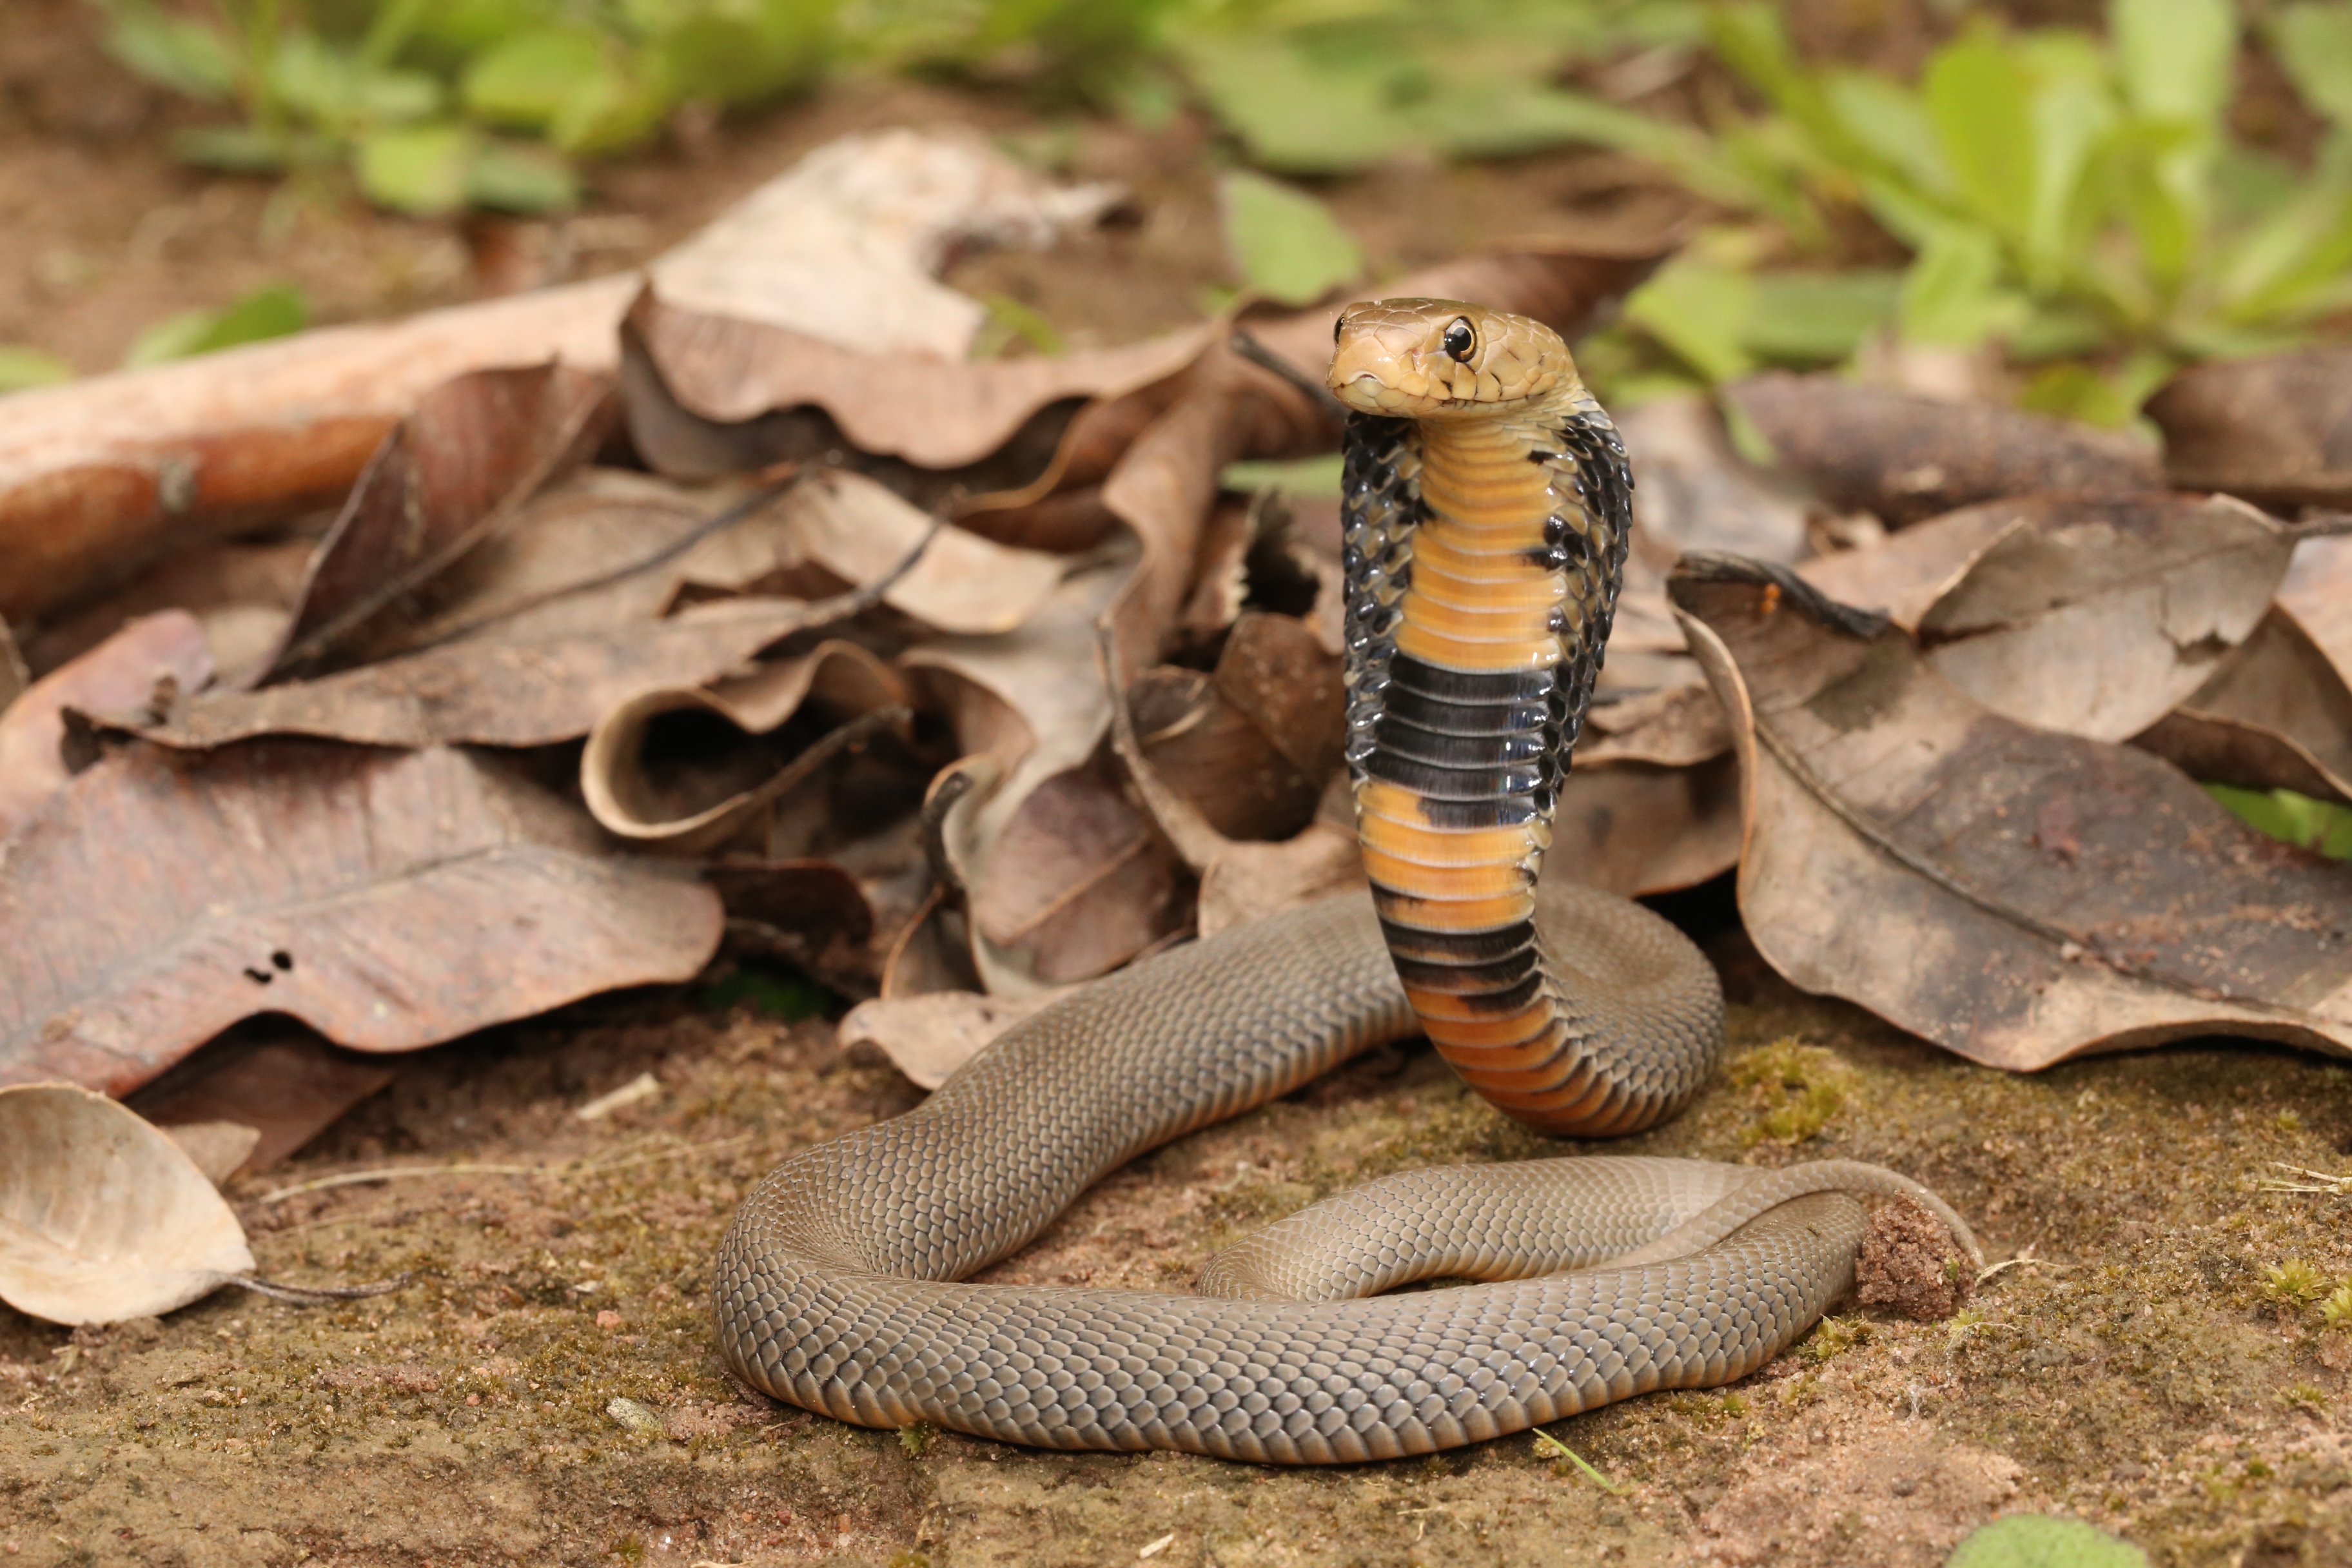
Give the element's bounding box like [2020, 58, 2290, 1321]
[1586, 0, 2352, 422]
[1943, 1514, 2147, 1568]
[95, 0, 837, 215]
[122, 283, 308, 367]
[0, 347, 74, 395]
[2322, 1283, 2352, 1329]
[2260, 1258, 2326, 1308]
[2206, 784, 2352, 859]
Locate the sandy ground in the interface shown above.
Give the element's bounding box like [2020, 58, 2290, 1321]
[5, 914, 2349, 1568]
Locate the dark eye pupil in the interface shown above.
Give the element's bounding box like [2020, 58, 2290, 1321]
[1443, 320, 1474, 362]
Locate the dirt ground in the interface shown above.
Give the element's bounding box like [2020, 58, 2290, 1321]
[4, 906, 2351, 1568]
[7, 9, 2352, 1567]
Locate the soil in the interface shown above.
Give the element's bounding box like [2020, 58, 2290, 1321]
[6, 9, 2352, 1568]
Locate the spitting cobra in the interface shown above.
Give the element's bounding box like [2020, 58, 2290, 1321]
[711, 300, 1978, 1464]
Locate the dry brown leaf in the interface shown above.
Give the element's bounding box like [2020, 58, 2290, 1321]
[123, 597, 859, 750]
[1798, 494, 2293, 741]
[622, 288, 1211, 492]
[836, 990, 1063, 1090]
[1580, 683, 1733, 769]
[2285, 533, 2352, 678]
[769, 471, 1065, 636]
[162, 1122, 262, 1186]
[1727, 373, 2161, 527]
[1551, 756, 1743, 897]
[0, 742, 722, 1096]
[707, 861, 888, 996]
[582, 640, 909, 852]
[126, 1026, 395, 1175]
[0, 1083, 256, 1324]
[20, 535, 315, 687]
[1130, 611, 1345, 843]
[2147, 345, 2352, 509]
[1197, 821, 1363, 939]
[262, 364, 614, 678]
[2133, 607, 2352, 803]
[1672, 553, 2352, 1070]
[0, 611, 213, 841]
[0, 616, 28, 709]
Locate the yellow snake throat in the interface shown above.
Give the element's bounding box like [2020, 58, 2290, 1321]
[1330, 299, 1638, 1136]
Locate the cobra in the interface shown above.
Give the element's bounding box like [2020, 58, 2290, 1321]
[710, 299, 1978, 1464]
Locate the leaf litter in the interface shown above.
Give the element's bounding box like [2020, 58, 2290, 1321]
[2, 120, 2351, 1568]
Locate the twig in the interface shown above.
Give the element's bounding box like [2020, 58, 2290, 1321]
[230, 1271, 411, 1304]
[1227, 326, 1349, 421]
[2260, 1163, 2352, 1195]
[2287, 510, 2352, 540]
[257, 1134, 758, 1205]
[1533, 1429, 1623, 1493]
[1975, 1244, 2077, 1285]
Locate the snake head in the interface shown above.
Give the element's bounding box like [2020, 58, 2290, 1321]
[1327, 299, 1580, 420]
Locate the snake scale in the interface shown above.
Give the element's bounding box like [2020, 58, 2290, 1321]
[712, 300, 1978, 1462]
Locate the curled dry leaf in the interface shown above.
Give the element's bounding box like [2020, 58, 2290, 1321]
[707, 861, 887, 996]
[0, 610, 213, 841]
[1798, 494, 2293, 742]
[2134, 607, 2352, 803]
[124, 598, 861, 751]
[2147, 345, 2352, 509]
[1672, 554, 2352, 1071]
[1727, 373, 2161, 527]
[0, 741, 723, 1096]
[582, 640, 908, 852]
[0, 1083, 255, 1324]
[163, 1122, 262, 1187]
[837, 990, 1063, 1090]
[262, 363, 614, 679]
[1130, 611, 1345, 843]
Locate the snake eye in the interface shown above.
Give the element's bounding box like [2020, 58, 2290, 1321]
[1334, 312, 1346, 345]
[1441, 317, 1475, 363]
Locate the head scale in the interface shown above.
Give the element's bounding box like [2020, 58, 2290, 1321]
[1326, 299, 1579, 419]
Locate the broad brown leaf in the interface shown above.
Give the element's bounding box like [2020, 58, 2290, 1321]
[1799, 495, 2292, 741]
[2134, 607, 2352, 803]
[0, 741, 722, 1095]
[20, 535, 313, 687]
[2147, 346, 2352, 509]
[1673, 555, 2352, 1070]
[126, 1026, 395, 1176]
[1727, 375, 2161, 527]
[1130, 611, 1345, 843]
[0, 611, 213, 840]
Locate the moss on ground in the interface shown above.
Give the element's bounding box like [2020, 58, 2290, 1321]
[3, 961, 2350, 1566]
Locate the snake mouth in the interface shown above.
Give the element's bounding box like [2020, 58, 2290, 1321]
[1331, 372, 1538, 420]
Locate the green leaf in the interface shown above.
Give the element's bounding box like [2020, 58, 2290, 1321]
[1944, 1515, 2147, 1568]
[463, 26, 616, 133]
[1740, 271, 1903, 362]
[1179, 34, 1402, 174]
[171, 126, 290, 174]
[1218, 170, 1363, 309]
[2206, 785, 2352, 859]
[1220, 453, 1344, 498]
[1624, 258, 1756, 385]
[2019, 40, 2116, 286]
[104, 6, 236, 103]
[645, 1, 834, 108]
[1901, 224, 2028, 347]
[1925, 28, 2038, 243]
[971, 294, 1066, 360]
[1824, 70, 1947, 197]
[0, 347, 72, 395]
[2112, 0, 2235, 130]
[466, 141, 580, 214]
[2269, 4, 2352, 126]
[122, 285, 307, 369]
[356, 122, 476, 216]
[2015, 351, 2172, 427]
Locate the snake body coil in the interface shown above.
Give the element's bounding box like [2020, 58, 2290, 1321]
[712, 301, 1977, 1462]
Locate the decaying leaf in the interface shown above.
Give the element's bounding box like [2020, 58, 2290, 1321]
[707, 861, 890, 996]
[163, 1122, 262, 1186]
[1197, 819, 1363, 939]
[0, 611, 213, 841]
[837, 990, 1063, 1090]
[1727, 374, 2162, 527]
[1799, 495, 2293, 741]
[262, 363, 614, 678]
[124, 598, 864, 751]
[0, 616, 27, 709]
[2147, 345, 2352, 509]
[0, 1083, 255, 1324]
[0, 742, 723, 1096]
[1672, 554, 2352, 1072]
[1580, 683, 1733, 769]
[582, 640, 909, 851]
[1551, 755, 1743, 897]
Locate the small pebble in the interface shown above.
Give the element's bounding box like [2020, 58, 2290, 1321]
[605, 1396, 664, 1435]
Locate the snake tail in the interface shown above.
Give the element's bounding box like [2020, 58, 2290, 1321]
[1331, 300, 1716, 1137]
